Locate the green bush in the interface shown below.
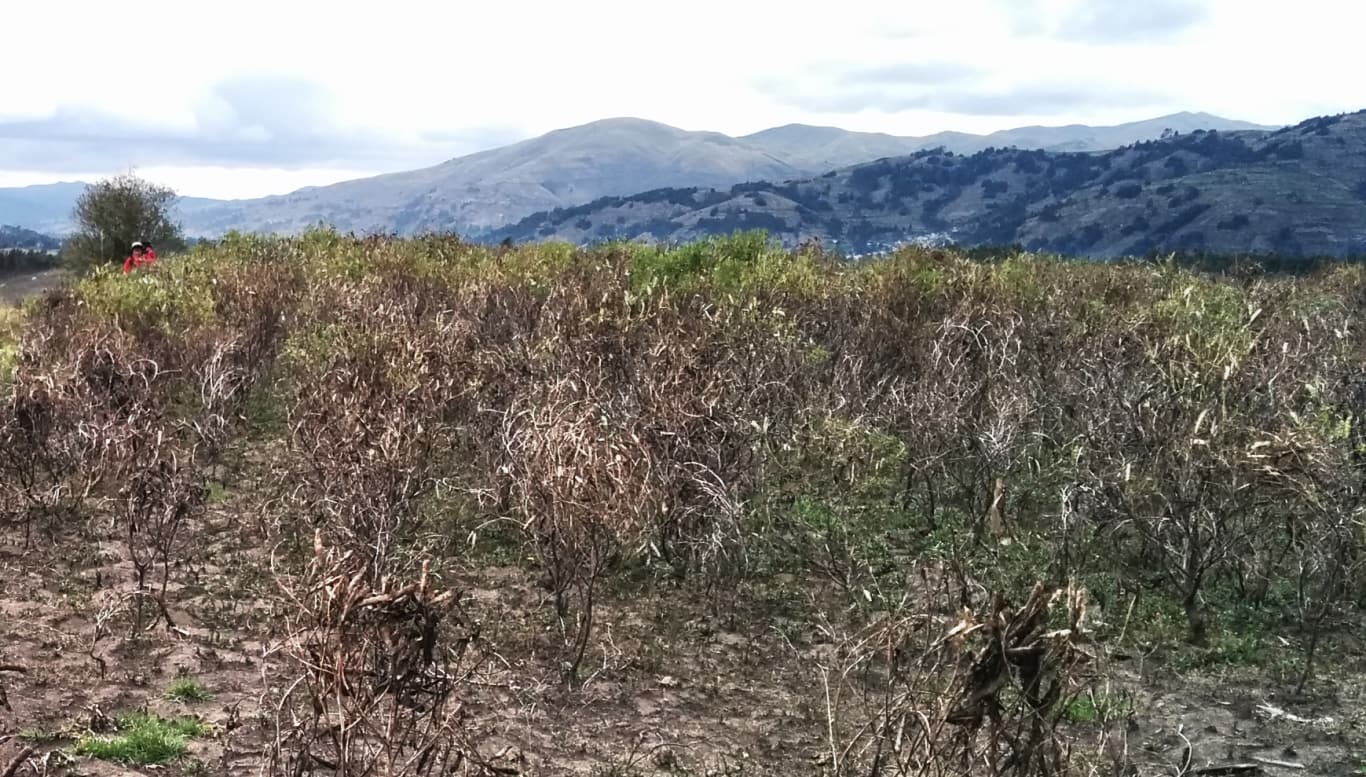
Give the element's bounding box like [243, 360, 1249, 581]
[61, 174, 185, 273]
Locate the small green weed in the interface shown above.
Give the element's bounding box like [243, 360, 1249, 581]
[19, 726, 64, 744]
[205, 481, 229, 505]
[1063, 688, 1135, 723]
[240, 373, 288, 439]
[74, 712, 207, 765]
[166, 677, 212, 703]
[1169, 630, 1275, 672]
[0, 305, 21, 387]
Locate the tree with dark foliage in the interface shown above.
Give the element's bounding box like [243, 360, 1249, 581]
[61, 174, 185, 272]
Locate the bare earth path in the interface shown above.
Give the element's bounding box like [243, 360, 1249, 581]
[0, 269, 66, 306]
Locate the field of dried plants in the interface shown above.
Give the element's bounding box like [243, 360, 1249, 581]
[1, 231, 1364, 776]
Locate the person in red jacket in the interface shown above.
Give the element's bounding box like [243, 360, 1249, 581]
[123, 241, 155, 274]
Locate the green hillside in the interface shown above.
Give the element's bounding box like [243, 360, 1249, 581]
[495, 111, 1366, 259]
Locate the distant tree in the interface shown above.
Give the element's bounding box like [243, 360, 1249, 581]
[1174, 229, 1206, 250]
[1273, 225, 1302, 253]
[1167, 185, 1202, 209]
[1271, 141, 1305, 160]
[1115, 182, 1143, 199]
[62, 174, 185, 272]
[850, 163, 888, 192]
[0, 249, 58, 276]
[980, 179, 1010, 199]
[1013, 152, 1043, 175]
[1120, 216, 1151, 236]
[1217, 214, 1252, 231]
[1080, 223, 1106, 244]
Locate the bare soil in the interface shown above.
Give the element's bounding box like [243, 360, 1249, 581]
[0, 269, 65, 307]
[2, 454, 1364, 776]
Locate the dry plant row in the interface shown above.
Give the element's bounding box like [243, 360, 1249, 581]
[4, 235, 1366, 775]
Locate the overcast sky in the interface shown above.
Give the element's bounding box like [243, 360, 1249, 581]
[2, 0, 1362, 199]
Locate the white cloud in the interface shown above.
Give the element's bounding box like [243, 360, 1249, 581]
[2, 0, 1363, 198]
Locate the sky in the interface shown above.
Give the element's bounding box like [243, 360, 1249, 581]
[2, 0, 1363, 199]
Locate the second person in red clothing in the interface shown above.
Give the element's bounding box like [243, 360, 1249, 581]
[123, 241, 155, 273]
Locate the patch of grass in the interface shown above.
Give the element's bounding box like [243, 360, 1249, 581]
[166, 677, 212, 703]
[0, 305, 21, 386]
[57, 580, 96, 612]
[19, 726, 64, 744]
[240, 371, 288, 440]
[1168, 629, 1280, 673]
[73, 712, 208, 765]
[1079, 581, 1297, 673]
[1063, 688, 1135, 723]
[205, 481, 230, 505]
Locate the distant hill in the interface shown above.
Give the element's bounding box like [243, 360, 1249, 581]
[0, 224, 61, 251]
[0, 182, 87, 236]
[740, 111, 1275, 170]
[954, 112, 1274, 154]
[173, 118, 805, 238]
[0, 182, 217, 238]
[489, 110, 1366, 260]
[0, 112, 1270, 239]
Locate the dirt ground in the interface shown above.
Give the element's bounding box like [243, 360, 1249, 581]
[2, 445, 1364, 777]
[0, 269, 66, 307]
[1, 262, 1363, 774]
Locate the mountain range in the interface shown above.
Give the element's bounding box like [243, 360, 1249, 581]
[736, 112, 1271, 171]
[0, 112, 1272, 240]
[491, 111, 1366, 258]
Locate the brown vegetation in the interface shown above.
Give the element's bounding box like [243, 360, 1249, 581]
[1, 231, 1363, 775]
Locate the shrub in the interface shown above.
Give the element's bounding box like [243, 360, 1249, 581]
[981, 179, 1010, 199]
